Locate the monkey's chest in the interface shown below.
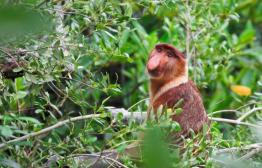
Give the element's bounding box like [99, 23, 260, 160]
[152, 85, 208, 134]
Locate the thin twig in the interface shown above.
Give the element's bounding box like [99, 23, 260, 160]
[70, 154, 128, 168]
[239, 146, 262, 160]
[0, 48, 13, 58]
[127, 98, 149, 111]
[124, 80, 146, 97]
[107, 107, 262, 128]
[210, 117, 262, 128]
[237, 107, 262, 122]
[1, 108, 261, 151]
[236, 102, 261, 110]
[44, 8, 91, 18]
[0, 114, 101, 149]
[185, 0, 191, 61]
[0, 48, 20, 67]
[55, 3, 69, 57]
[215, 143, 262, 154]
[208, 109, 242, 116]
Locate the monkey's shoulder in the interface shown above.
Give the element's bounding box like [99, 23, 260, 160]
[153, 80, 204, 108]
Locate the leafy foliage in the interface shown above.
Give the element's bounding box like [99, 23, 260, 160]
[0, 0, 261, 167]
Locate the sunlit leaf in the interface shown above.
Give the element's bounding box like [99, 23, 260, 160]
[230, 85, 251, 96]
[0, 125, 13, 137]
[16, 91, 27, 99]
[18, 116, 42, 125]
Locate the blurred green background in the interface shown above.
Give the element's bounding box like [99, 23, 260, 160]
[0, 0, 261, 167]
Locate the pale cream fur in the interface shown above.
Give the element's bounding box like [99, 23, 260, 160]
[152, 74, 188, 103]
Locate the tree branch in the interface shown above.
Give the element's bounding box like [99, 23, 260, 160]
[0, 114, 101, 149]
[208, 109, 242, 116]
[215, 143, 262, 154]
[107, 107, 262, 128]
[237, 107, 262, 122]
[71, 154, 128, 168]
[215, 143, 262, 160]
[209, 117, 262, 128]
[1, 106, 261, 167]
[185, 0, 191, 61]
[239, 146, 262, 160]
[2, 107, 261, 150]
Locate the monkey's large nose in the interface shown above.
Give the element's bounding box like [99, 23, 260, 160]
[147, 56, 161, 71]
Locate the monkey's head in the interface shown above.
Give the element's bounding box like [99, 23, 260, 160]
[147, 43, 187, 82]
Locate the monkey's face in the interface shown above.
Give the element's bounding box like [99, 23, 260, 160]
[147, 43, 186, 81]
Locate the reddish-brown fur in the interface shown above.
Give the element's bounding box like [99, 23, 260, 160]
[147, 43, 209, 136]
[153, 81, 209, 135]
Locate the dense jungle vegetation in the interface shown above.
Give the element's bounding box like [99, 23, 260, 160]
[0, 0, 262, 167]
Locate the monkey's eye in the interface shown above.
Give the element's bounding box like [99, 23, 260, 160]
[167, 51, 175, 57]
[156, 47, 162, 53]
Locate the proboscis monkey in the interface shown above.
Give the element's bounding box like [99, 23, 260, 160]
[147, 43, 209, 136]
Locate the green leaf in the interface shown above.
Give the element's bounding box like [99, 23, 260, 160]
[87, 136, 97, 143]
[35, 109, 43, 113]
[116, 143, 128, 153]
[101, 31, 111, 48]
[25, 73, 39, 84]
[174, 108, 183, 115]
[103, 30, 116, 40]
[16, 91, 27, 99]
[238, 21, 255, 46]
[18, 116, 42, 125]
[15, 77, 25, 90]
[171, 121, 181, 132]
[119, 29, 130, 49]
[43, 74, 54, 82]
[0, 126, 13, 137]
[13, 67, 23, 72]
[0, 158, 21, 168]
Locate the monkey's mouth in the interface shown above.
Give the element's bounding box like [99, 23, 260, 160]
[148, 69, 162, 78]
